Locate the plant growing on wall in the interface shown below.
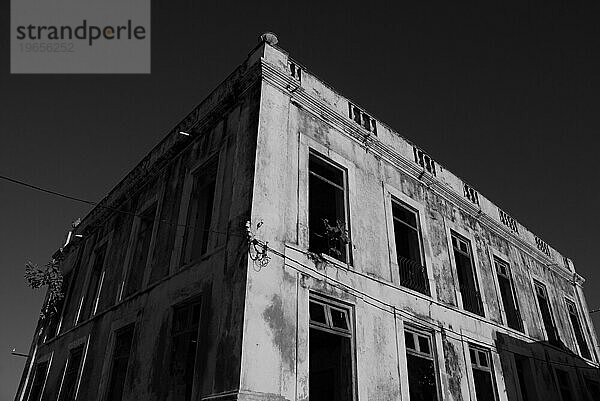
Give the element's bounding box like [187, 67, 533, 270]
[308, 218, 351, 266]
[24, 255, 64, 320]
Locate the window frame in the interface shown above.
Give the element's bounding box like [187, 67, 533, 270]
[492, 256, 524, 332]
[169, 296, 203, 401]
[307, 294, 357, 401]
[532, 279, 561, 346]
[467, 344, 499, 401]
[307, 150, 353, 265]
[55, 336, 89, 401]
[119, 198, 160, 301]
[24, 352, 53, 401]
[447, 229, 485, 317]
[564, 297, 591, 360]
[180, 155, 219, 265]
[76, 233, 112, 325]
[403, 326, 441, 401]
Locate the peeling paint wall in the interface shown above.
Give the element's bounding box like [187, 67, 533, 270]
[240, 43, 600, 401]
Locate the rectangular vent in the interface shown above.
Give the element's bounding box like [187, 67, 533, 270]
[463, 183, 479, 205]
[288, 61, 302, 82]
[499, 209, 518, 234]
[535, 236, 551, 257]
[348, 102, 377, 135]
[413, 147, 436, 176]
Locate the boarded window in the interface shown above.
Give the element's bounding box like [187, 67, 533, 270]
[106, 324, 135, 401]
[451, 233, 484, 316]
[26, 361, 49, 401]
[308, 153, 350, 263]
[58, 345, 85, 401]
[494, 258, 523, 332]
[171, 299, 202, 401]
[45, 271, 72, 340]
[309, 298, 353, 401]
[181, 157, 218, 264]
[392, 201, 429, 295]
[469, 346, 497, 401]
[404, 329, 439, 401]
[80, 245, 106, 321]
[565, 299, 591, 359]
[534, 281, 560, 346]
[555, 369, 573, 401]
[124, 204, 156, 297]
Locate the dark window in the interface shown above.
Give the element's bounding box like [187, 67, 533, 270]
[309, 298, 353, 401]
[555, 369, 573, 401]
[80, 245, 106, 321]
[451, 233, 484, 316]
[566, 300, 591, 359]
[404, 329, 439, 401]
[534, 281, 560, 346]
[586, 379, 600, 401]
[124, 204, 156, 297]
[392, 201, 429, 295]
[171, 299, 202, 401]
[45, 271, 72, 340]
[470, 346, 497, 401]
[106, 324, 135, 401]
[58, 345, 84, 401]
[494, 259, 523, 332]
[514, 355, 537, 401]
[181, 157, 218, 264]
[26, 361, 49, 401]
[308, 153, 350, 263]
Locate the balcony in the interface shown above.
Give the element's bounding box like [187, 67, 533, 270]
[398, 256, 430, 296]
[460, 286, 484, 316]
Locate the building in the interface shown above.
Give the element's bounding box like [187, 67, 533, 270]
[16, 34, 600, 401]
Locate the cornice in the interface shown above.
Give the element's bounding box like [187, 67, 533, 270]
[258, 58, 577, 284]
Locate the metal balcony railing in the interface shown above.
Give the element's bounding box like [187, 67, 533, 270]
[398, 256, 430, 296]
[460, 286, 484, 316]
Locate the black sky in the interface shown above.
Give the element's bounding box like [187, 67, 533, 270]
[2, 1, 600, 397]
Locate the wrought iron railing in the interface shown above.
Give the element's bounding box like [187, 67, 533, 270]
[398, 256, 430, 296]
[460, 286, 484, 316]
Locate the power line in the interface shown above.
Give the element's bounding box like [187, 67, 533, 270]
[252, 239, 600, 371]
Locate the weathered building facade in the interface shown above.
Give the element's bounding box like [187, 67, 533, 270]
[16, 36, 600, 401]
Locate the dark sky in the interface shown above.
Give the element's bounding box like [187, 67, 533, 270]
[2, 1, 600, 398]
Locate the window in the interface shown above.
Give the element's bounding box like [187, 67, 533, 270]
[585, 379, 600, 401]
[533, 281, 560, 346]
[308, 153, 351, 263]
[45, 271, 72, 340]
[25, 360, 49, 401]
[451, 232, 484, 316]
[392, 201, 429, 295]
[106, 324, 135, 401]
[181, 157, 217, 264]
[124, 203, 156, 297]
[555, 369, 573, 401]
[514, 355, 537, 401]
[58, 345, 85, 401]
[80, 245, 106, 321]
[309, 298, 354, 401]
[404, 329, 439, 401]
[565, 299, 591, 359]
[171, 299, 202, 401]
[494, 258, 523, 332]
[469, 346, 497, 401]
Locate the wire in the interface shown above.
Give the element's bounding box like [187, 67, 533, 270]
[0, 172, 243, 240]
[252, 239, 600, 371]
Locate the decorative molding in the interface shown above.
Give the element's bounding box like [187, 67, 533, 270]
[260, 57, 575, 282]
